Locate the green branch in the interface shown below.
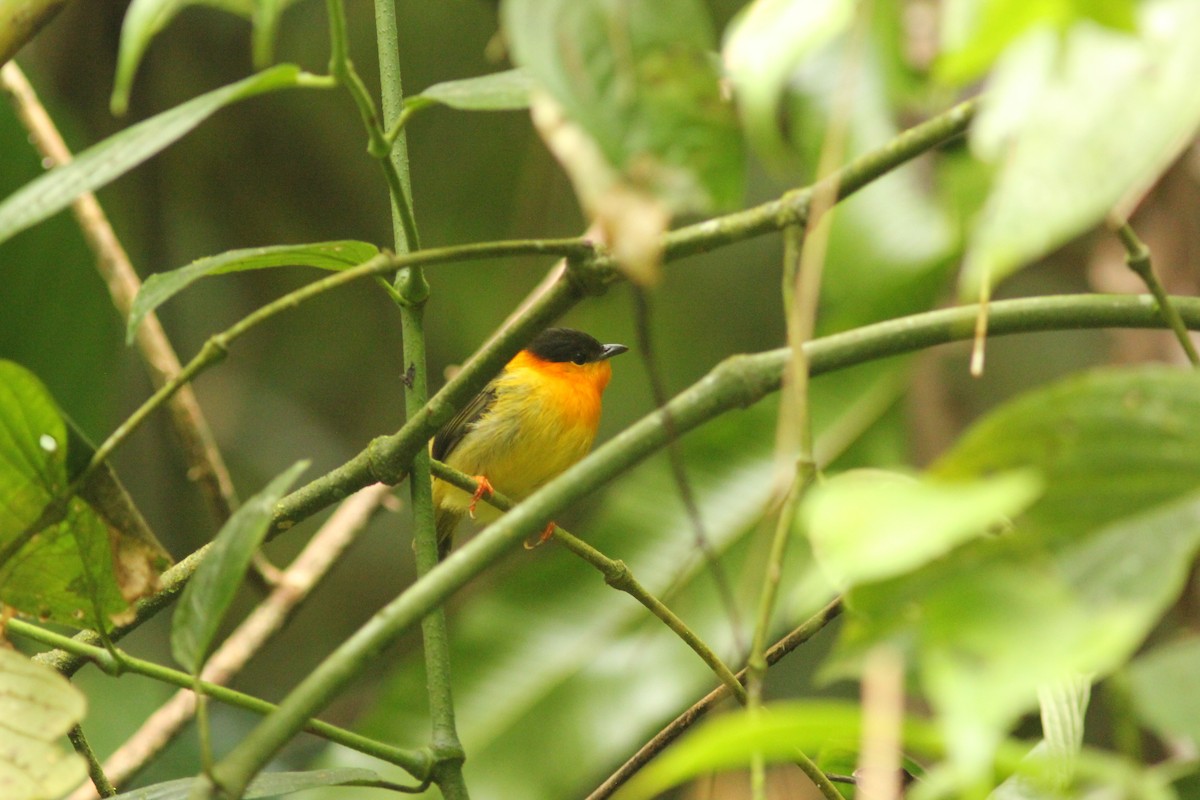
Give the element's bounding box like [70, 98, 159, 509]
[68, 725, 116, 798]
[1111, 221, 1200, 366]
[429, 460, 747, 704]
[9, 618, 433, 780]
[370, 0, 467, 797]
[325, 0, 420, 252]
[201, 292, 1200, 796]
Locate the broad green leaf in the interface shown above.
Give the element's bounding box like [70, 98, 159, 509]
[937, 0, 1138, 84]
[503, 0, 742, 283]
[959, 0, 1200, 298]
[0, 648, 87, 800]
[171, 460, 308, 673]
[0, 64, 301, 249]
[413, 69, 534, 112]
[127, 240, 380, 343]
[111, 0, 299, 114]
[109, 768, 382, 799]
[0, 361, 169, 626]
[722, 0, 854, 161]
[1127, 637, 1200, 748]
[831, 367, 1200, 777]
[932, 367, 1200, 540]
[801, 468, 1041, 590]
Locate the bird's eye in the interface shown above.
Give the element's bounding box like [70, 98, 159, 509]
[571, 353, 587, 365]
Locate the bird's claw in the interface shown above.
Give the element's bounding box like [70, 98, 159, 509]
[522, 521, 557, 550]
[468, 476, 495, 519]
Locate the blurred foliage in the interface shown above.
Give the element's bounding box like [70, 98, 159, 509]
[1, 0, 1199, 799]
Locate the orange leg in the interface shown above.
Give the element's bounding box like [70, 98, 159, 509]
[523, 521, 557, 550]
[467, 475, 495, 519]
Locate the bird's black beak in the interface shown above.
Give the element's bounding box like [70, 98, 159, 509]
[600, 343, 629, 360]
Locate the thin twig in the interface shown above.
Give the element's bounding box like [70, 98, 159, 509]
[585, 597, 844, 800]
[10, 616, 432, 779]
[66, 484, 392, 799]
[0, 60, 239, 523]
[428, 459, 748, 704]
[1108, 218, 1200, 366]
[67, 726, 116, 798]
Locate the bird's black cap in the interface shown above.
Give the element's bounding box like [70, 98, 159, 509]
[527, 328, 628, 365]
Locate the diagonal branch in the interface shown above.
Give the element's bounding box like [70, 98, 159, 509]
[429, 459, 747, 704]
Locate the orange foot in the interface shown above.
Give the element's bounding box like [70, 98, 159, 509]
[523, 521, 557, 550]
[467, 475, 495, 519]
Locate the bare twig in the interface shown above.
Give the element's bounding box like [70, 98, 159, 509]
[67, 484, 392, 799]
[585, 597, 843, 800]
[0, 61, 239, 523]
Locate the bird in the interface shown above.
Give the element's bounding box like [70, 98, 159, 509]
[431, 327, 628, 557]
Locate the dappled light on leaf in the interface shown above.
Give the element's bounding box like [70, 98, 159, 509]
[801, 467, 1041, 590]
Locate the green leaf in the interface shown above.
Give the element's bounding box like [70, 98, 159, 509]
[414, 69, 534, 112]
[109, 768, 382, 799]
[0, 64, 301, 249]
[0, 361, 168, 627]
[937, 0, 1138, 84]
[111, 0, 299, 114]
[0, 648, 88, 800]
[126, 240, 380, 343]
[503, 0, 742, 282]
[801, 468, 1041, 590]
[1128, 637, 1200, 748]
[615, 698, 1163, 800]
[722, 0, 854, 162]
[932, 366, 1200, 540]
[171, 460, 308, 673]
[958, 0, 1200, 298]
[614, 701, 874, 800]
[830, 367, 1200, 777]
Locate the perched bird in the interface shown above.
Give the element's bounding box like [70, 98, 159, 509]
[431, 327, 628, 557]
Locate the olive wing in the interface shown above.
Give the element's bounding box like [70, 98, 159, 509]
[431, 384, 498, 463]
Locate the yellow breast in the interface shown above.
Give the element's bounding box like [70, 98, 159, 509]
[433, 351, 613, 517]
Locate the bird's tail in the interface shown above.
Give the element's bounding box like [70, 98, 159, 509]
[434, 507, 461, 560]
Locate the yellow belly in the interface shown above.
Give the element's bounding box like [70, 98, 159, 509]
[432, 365, 601, 519]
